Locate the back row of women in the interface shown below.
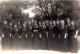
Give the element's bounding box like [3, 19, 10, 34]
[1, 17, 78, 39]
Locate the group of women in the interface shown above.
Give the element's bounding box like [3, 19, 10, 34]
[0, 18, 78, 52]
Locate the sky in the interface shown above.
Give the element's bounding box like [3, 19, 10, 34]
[0, 0, 35, 3]
[0, 0, 80, 3]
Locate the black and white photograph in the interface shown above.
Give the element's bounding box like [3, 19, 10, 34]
[0, 0, 80, 54]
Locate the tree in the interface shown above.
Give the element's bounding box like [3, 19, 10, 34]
[33, 0, 80, 21]
[0, 1, 31, 36]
